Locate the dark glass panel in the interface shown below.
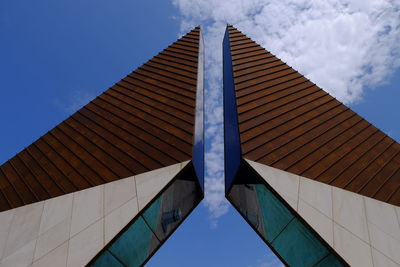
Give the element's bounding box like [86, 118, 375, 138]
[91, 250, 124, 267]
[227, 162, 347, 267]
[223, 27, 242, 192]
[315, 254, 345, 267]
[108, 216, 159, 267]
[272, 218, 329, 267]
[89, 162, 203, 267]
[143, 178, 201, 240]
[254, 184, 294, 241]
[193, 33, 204, 191]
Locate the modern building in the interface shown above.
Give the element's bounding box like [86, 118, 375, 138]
[0, 27, 204, 267]
[223, 25, 400, 267]
[1, 23, 399, 267]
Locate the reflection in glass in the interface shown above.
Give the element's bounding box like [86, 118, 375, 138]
[90, 163, 203, 267]
[227, 163, 347, 267]
[161, 209, 182, 233]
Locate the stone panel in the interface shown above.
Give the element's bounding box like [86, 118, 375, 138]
[0, 162, 188, 267]
[246, 159, 400, 267]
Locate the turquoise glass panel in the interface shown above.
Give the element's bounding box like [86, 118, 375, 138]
[90, 164, 203, 267]
[254, 184, 294, 241]
[108, 217, 157, 267]
[315, 254, 344, 267]
[143, 196, 162, 230]
[228, 168, 347, 267]
[272, 218, 329, 267]
[91, 251, 123, 267]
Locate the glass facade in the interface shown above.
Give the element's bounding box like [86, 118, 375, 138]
[193, 31, 205, 191]
[223, 27, 242, 193]
[227, 163, 348, 267]
[90, 163, 203, 267]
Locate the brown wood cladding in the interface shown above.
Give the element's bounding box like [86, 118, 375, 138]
[227, 25, 400, 206]
[0, 27, 201, 212]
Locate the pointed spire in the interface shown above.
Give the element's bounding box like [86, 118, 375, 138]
[0, 27, 204, 211]
[224, 25, 400, 206]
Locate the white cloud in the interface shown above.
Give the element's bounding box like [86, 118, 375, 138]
[55, 90, 96, 115]
[172, 0, 400, 221]
[246, 252, 284, 267]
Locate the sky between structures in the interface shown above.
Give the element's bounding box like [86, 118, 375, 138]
[170, 0, 400, 223]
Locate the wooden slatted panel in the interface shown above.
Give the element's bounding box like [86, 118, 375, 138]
[0, 27, 201, 212]
[227, 25, 400, 206]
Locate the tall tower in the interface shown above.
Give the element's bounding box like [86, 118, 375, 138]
[223, 25, 400, 267]
[0, 27, 204, 267]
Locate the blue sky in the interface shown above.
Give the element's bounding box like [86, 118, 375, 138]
[0, 0, 399, 266]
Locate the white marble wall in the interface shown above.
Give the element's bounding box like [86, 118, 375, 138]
[246, 159, 400, 267]
[0, 161, 188, 267]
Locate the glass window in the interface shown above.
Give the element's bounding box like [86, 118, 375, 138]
[228, 163, 346, 267]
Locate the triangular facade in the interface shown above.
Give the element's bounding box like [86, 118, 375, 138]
[0, 27, 204, 267]
[223, 25, 400, 267]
